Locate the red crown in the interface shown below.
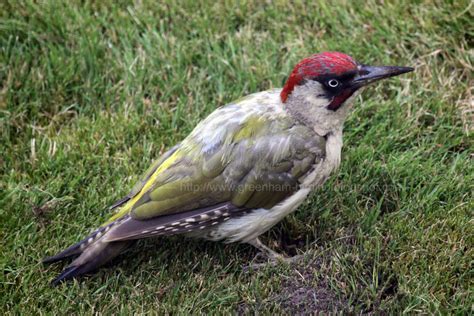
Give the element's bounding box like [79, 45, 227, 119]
[281, 52, 357, 102]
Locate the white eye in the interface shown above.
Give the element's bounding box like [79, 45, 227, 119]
[327, 79, 340, 88]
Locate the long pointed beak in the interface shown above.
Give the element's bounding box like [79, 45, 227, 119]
[352, 65, 414, 88]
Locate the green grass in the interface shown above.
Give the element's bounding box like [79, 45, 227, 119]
[1, 0, 473, 313]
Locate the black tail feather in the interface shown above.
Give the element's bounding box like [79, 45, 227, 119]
[43, 219, 125, 264]
[51, 265, 82, 285]
[43, 242, 83, 264]
[44, 216, 134, 285]
[50, 240, 133, 286]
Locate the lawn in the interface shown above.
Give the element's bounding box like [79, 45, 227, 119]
[1, 0, 472, 314]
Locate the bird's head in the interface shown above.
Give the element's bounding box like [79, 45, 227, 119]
[281, 52, 413, 135]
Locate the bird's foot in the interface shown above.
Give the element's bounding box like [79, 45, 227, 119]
[243, 238, 303, 271]
[244, 254, 304, 271]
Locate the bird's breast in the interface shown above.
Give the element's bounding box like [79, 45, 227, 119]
[300, 130, 343, 189]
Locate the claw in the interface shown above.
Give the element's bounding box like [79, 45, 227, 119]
[243, 237, 304, 271]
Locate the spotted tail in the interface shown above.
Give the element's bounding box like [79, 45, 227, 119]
[43, 216, 132, 285]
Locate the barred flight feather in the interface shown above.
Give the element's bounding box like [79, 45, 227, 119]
[103, 202, 248, 242]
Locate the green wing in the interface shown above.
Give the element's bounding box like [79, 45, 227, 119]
[104, 102, 326, 238]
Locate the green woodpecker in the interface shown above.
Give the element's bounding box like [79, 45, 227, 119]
[44, 52, 413, 284]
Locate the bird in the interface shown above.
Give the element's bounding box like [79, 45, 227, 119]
[43, 52, 413, 285]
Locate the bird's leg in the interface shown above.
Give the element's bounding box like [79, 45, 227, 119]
[248, 237, 286, 260]
[245, 238, 302, 270]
